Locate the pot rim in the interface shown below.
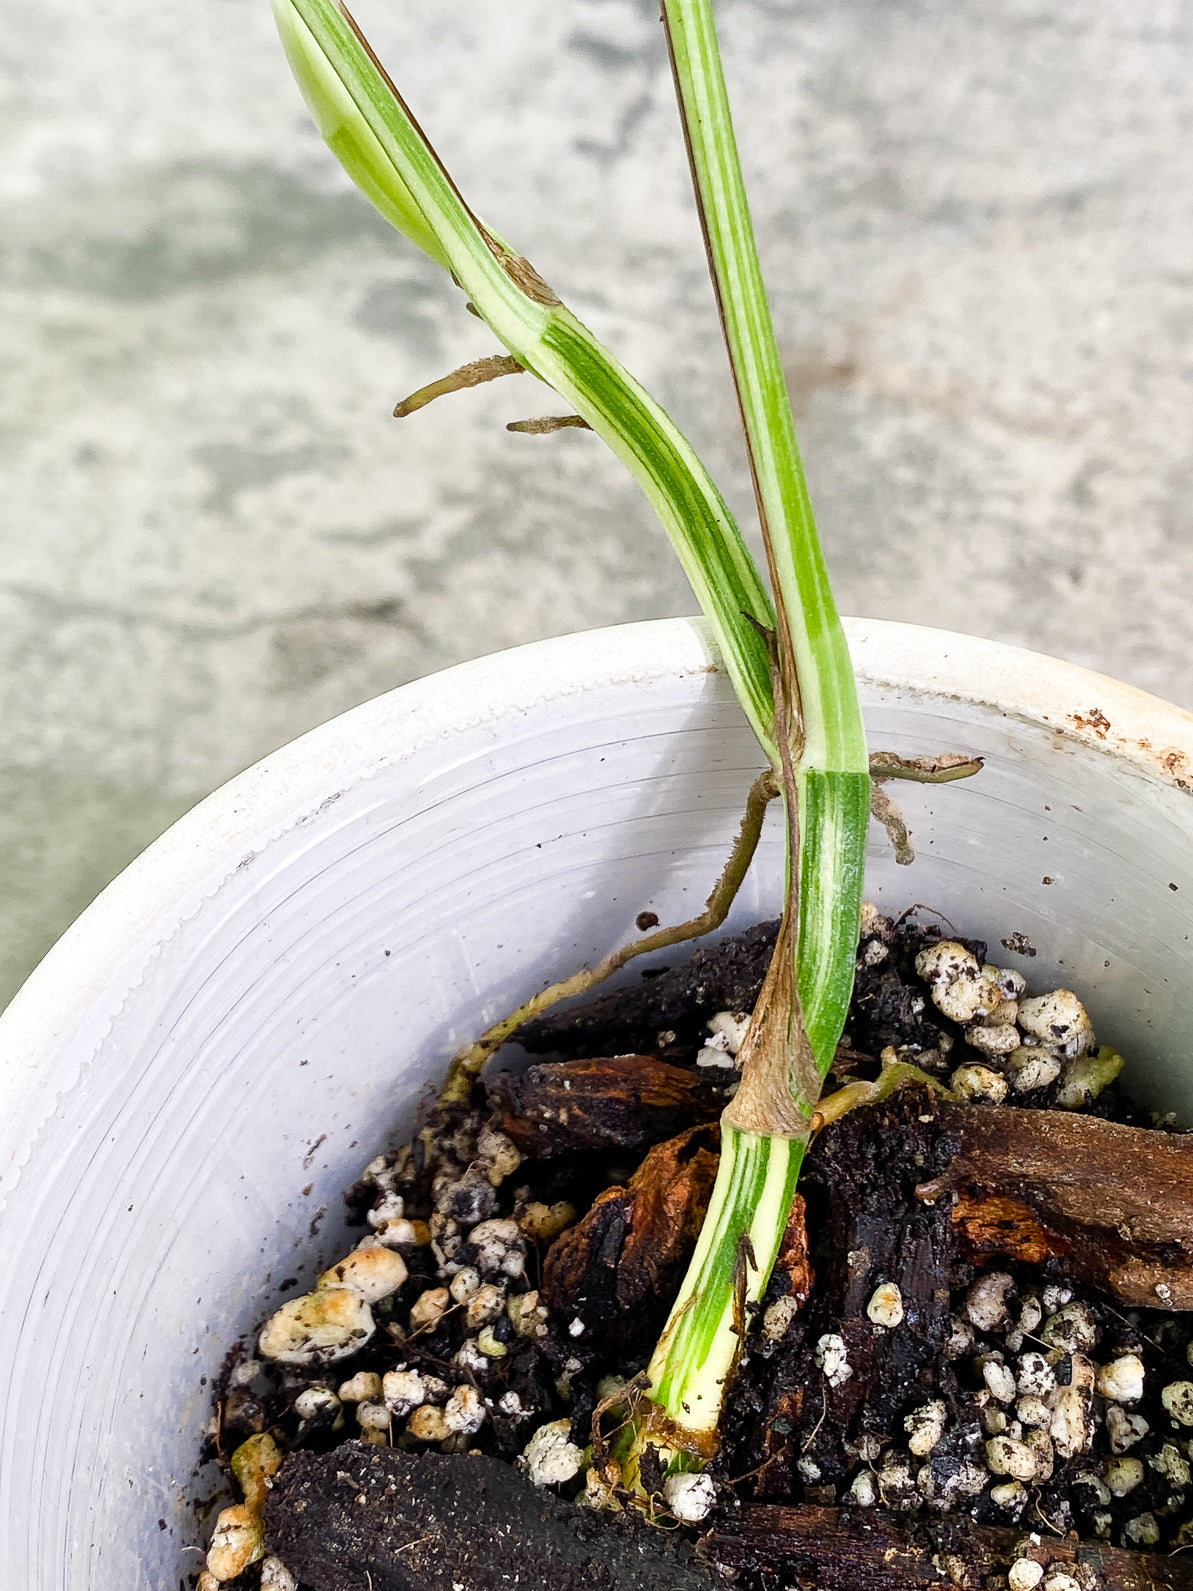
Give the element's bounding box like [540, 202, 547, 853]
[1, 614, 1191, 1088]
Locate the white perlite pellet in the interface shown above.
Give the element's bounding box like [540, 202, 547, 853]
[468, 1218, 526, 1278]
[663, 1471, 717, 1524]
[985, 1436, 1039, 1481]
[763, 1296, 801, 1342]
[945, 1318, 975, 1359]
[206, 1506, 265, 1582]
[1008, 1047, 1063, 1093]
[338, 1371, 382, 1404]
[983, 1360, 1017, 1404]
[1124, 1513, 1161, 1547]
[867, 1282, 904, 1328]
[847, 1470, 878, 1507]
[950, 1063, 1009, 1103]
[877, 1450, 919, 1511]
[522, 1420, 585, 1486]
[815, 1333, 853, 1387]
[1050, 1382, 1095, 1459]
[1025, 1429, 1055, 1482]
[1017, 990, 1093, 1055]
[1106, 1456, 1145, 1496]
[1150, 1442, 1192, 1487]
[319, 1246, 408, 1303]
[259, 1558, 298, 1591]
[966, 1272, 1015, 1333]
[1016, 1395, 1051, 1429]
[465, 1283, 505, 1329]
[294, 1387, 340, 1424]
[1042, 1573, 1082, 1591]
[383, 1368, 426, 1417]
[453, 1338, 488, 1376]
[1007, 1561, 1044, 1591]
[1073, 1471, 1112, 1507]
[990, 1481, 1025, 1513]
[708, 1010, 751, 1054]
[450, 1267, 481, 1304]
[410, 1287, 450, 1331]
[1106, 1404, 1149, 1453]
[444, 1384, 486, 1436]
[1097, 1354, 1145, 1403]
[1162, 1380, 1193, 1425]
[905, 1400, 948, 1456]
[915, 941, 998, 1024]
[966, 1023, 1021, 1058]
[1040, 1302, 1098, 1354]
[356, 1401, 390, 1432]
[258, 1288, 374, 1366]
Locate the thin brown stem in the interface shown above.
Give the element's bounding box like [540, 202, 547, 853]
[439, 767, 779, 1105]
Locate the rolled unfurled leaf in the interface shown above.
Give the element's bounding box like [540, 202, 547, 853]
[271, 0, 452, 270]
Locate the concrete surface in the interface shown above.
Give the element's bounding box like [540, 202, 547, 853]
[3, 0, 1192, 1008]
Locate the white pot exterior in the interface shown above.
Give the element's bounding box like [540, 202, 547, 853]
[2, 616, 1192, 1588]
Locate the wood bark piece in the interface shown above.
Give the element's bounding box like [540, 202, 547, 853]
[923, 1103, 1193, 1308]
[704, 1502, 1193, 1590]
[488, 1055, 724, 1156]
[542, 1123, 720, 1343]
[265, 1443, 716, 1591]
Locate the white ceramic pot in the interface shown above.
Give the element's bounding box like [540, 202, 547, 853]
[2, 616, 1192, 1589]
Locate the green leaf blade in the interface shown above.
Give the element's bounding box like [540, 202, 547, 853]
[271, 0, 452, 270]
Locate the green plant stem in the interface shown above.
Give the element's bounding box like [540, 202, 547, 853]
[641, 1122, 805, 1456]
[272, 0, 780, 759]
[627, 0, 871, 1470]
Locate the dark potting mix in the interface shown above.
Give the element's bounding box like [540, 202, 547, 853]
[196, 909, 1193, 1591]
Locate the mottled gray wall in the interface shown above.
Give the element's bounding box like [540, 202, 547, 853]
[4, 0, 1191, 1005]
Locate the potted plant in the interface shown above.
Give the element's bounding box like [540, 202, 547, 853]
[1, 3, 1192, 1588]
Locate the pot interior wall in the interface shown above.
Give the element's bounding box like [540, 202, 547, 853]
[0, 617, 1190, 1588]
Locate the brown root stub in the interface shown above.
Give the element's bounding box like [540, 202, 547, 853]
[506, 414, 593, 433]
[488, 1055, 724, 1156]
[923, 1103, 1193, 1308]
[266, 1444, 717, 1591]
[704, 1502, 1193, 1590]
[543, 1123, 720, 1343]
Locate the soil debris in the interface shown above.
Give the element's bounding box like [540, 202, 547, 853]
[265, 1443, 717, 1591]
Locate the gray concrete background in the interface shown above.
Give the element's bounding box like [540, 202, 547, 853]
[3, 0, 1192, 1008]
